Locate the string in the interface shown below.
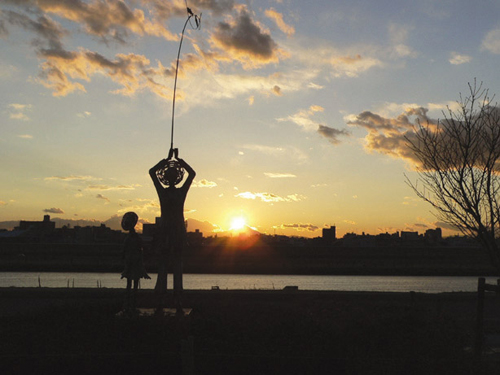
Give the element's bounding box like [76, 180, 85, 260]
[170, 2, 202, 152]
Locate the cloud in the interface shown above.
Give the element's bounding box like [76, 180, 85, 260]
[278, 105, 324, 132]
[18, 134, 33, 139]
[413, 223, 428, 228]
[387, 23, 417, 59]
[481, 28, 500, 54]
[281, 223, 319, 232]
[87, 184, 137, 190]
[36, 49, 172, 97]
[402, 196, 419, 206]
[3, 0, 177, 44]
[241, 144, 308, 162]
[307, 82, 324, 90]
[1, 2, 313, 104]
[193, 179, 218, 188]
[434, 221, 460, 232]
[45, 175, 101, 181]
[8, 103, 32, 121]
[264, 173, 296, 178]
[0, 1, 184, 97]
[43, 207, 64, 214]
[77, 111, 91, 118]
[346, 106, 436, 165]
[317, 125, 350, 145]
[209, 7, 286, 69]
[3, 9, 67, 51]
[96, 194, 110, 202]
[279, 105, 349, 144]
[449, 52, 472, 65]
[184, 68, 309, 106]
[235, 191, 304, 203]
[292, 44, 383, 78]
[343, 219, 356, 225]
[264, 8, 295, 36]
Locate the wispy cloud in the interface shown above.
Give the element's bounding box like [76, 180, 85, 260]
[387, 23, 418, 59]
[235, 191, 304, 203]
[241, 144, 308, 162]
[43, 207, 64, 214]
[279, 105, 350, 144]
[96, 194, 110, 203]
[280, 223, 319, 232]
[264, 172, 296, 178]
[291, 43, 383, 78]
[193, 179, 218, 188]
[279, 105, 324, 132]
[264, 8, 295, 36]
[449, 52, 472, 65]
[481, 28, 500, 54]
[87, 184, 138, 191]
[45, 175, 102, 181]
[8, 103, 32, 121]
[77, 111, 91, 118]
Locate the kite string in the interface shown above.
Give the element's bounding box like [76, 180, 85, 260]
[170, 4, 202, 153]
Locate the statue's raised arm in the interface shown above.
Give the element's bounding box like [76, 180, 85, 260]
[177, 158, 196, 191]
[149, 158, 169, 193]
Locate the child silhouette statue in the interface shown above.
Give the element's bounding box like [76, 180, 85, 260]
[150, 148, 195, 311]
[121, 211, 150, 310]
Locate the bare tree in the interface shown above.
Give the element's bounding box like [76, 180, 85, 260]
[406, 81, 500, 271]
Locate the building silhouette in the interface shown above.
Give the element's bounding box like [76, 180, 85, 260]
[322, 226, 336, 244]
[18, 215, 55, 232]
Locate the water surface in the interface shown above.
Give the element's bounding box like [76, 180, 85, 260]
[0, 272, 496, 293]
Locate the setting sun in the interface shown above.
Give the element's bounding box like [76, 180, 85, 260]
[230, 217, 246, 231]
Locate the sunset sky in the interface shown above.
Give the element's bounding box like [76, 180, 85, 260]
[2, 0, 500, 238]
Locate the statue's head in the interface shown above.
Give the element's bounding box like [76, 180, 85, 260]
[121, 211, 138, 231]
[158, 160, 184, 187]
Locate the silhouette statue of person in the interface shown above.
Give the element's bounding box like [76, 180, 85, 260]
[150, 148, 195, 309]
[121, 211, 150, 310]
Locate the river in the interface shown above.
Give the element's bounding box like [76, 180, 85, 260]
[0, 272, 497, 293]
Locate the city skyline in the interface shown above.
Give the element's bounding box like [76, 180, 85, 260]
[2, 0, 500, 238]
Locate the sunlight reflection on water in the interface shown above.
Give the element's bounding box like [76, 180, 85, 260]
[0, 272, 497, 293]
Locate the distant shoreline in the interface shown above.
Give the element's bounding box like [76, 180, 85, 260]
[0, 264, 497, 277]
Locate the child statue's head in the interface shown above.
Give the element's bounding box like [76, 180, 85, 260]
[121, 211, 138, 231]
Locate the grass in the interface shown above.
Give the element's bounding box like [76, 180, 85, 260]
[0, 289, 489, 374]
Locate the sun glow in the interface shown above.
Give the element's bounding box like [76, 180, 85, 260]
[230, 217, 246, 231]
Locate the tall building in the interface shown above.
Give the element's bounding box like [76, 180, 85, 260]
[322, 226, 336, 244]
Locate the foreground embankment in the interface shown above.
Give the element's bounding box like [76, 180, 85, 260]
[1, 287, 500, 374]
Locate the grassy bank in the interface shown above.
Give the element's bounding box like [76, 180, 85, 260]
[0, 288, 497, 374]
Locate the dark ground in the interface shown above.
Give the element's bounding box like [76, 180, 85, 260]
[1, 287, 500, 374]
